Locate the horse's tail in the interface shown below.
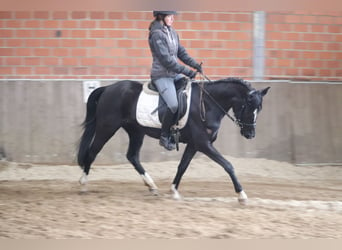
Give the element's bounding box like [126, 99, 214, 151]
[77, 86, 105, 171]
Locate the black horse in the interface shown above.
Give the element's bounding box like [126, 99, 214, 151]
[77, 77, 270, 204]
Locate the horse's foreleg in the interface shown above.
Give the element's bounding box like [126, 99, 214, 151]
[201, 143, 248, 205]
[171, 144, 197, 200]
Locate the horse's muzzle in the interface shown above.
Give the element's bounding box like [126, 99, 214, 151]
[241, 129, 255, 139]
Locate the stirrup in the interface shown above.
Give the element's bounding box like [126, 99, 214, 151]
[159, 135, 176, 151]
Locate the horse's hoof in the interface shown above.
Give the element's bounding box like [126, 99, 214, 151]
[150, 188, 159, 196]
[238, 190, 248, 205]
[172, 192, 182, 200]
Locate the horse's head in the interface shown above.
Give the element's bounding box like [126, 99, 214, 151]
[232, 87, 270, 139]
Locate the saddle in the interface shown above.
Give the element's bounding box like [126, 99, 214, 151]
[136, 77, 192, 130]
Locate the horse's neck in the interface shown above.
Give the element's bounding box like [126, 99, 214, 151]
[205, 81, 247, 101]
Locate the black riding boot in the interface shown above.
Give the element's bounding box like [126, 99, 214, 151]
[159, 108, 176, 151]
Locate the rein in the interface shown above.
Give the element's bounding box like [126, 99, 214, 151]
[195, 73, 256, 128]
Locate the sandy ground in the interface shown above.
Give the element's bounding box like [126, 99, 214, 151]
[0, 155, 341, 239]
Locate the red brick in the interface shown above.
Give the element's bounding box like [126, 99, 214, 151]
[43, 39, 60, 47]
[126, 30, 145, 39]
[79, 39, 97, 47]
[71, 30, 87, 38]
[294, 24, 309, 32]
[278, 41, 292, 49]
[53, 48, 69, 56]
[24, 20, 40, 28]
[72, 11, 87, 19]
[53, 67, 69, 75]
[0, 30, 13, 38]
[303, 51, 318, 59]
[217, 13, 234, 21]
[63, 57, 78, 66]
[6, 20, 22, 28]
[81, 58, 97, 66]
[303, 33, 316, 41]
[90, 11, 105, 19]
[180, 12, 198, 21]
[52, 11, 68, 19]
[61, 20, 79, 28]
[302, 68, 316, 76]
[43, 20, 59, 28]
[309, 42, 324, 50]
[13, 48, 29, 57]
[44, 57, 59, 65]
[277, 23, 292, 31]
[190, 22, 206, 30]
[285, 15, 301, 23]
[88, 48, 107, 57]
[326, 61, 339, 68]
[225, 23, 240, 31]
[118, 40, 133, 48]
[25, 39, 41, 47]
[34, 11, 49, 19]
[319, 52, 335, 60]
[15, 29, 33, 38]
[311, 25, 326, 33]
[286, 68, 299, 76]
[0, 11, 12, 19]
[234, 32, 250, 40]
[61, 39, 78, 47]
[108, 12, 125, 20]
[199, 13, 216, 21]
[34, 67, 49, 74]
[100, 20, 116, 29]
[5, 57, 22, 65]
[234, 13, 251, 22]
[15, 11, 31, 19]
[294, 60, 308, 67]
[126, 12, 145, 20]
[317, 16, 334, 24]
[326, 43, 340, 51]
[328, 25, 340, 33]
[71, 48, 87, 57]
[0, 67, 12, 74]
[16, 67, 32, 74]
[34, 48, 50, 56]
[302, 15, 317, 24]
[34, 29, 53, 38]
[98, 57, 116, 66]
[89, 30, 105, 38]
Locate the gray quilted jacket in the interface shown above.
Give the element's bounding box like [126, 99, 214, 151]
[148, 21, 198, 81]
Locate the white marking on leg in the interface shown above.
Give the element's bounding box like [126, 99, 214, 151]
[171, 184, 182, 200]
[79, 173, 88, 185]
[141, 173, 158, 195]
[238, 190, 248, 205]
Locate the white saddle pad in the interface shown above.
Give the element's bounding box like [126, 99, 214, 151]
[136, 81, 192, 129]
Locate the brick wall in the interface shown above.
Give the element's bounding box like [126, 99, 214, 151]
[265, 11, 342, 81]
[0, 11, 341, 81]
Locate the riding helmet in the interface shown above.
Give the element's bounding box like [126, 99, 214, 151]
[153, 11, 177, 17]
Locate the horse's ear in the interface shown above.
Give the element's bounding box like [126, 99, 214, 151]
[260, 87, 270, 97]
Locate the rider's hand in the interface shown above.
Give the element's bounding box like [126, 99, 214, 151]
[187, 70, 197, 79]
[193, 63, 203, 73]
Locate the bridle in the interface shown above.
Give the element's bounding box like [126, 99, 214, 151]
[196, 73, 257, 129]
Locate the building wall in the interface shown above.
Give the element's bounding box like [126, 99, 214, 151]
[0, 11, 341, 81]
[0, 80, 341, 165]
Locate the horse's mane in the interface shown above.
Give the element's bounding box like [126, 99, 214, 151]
[211, 77, 252, 90]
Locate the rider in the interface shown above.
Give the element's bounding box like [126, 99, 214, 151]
[148, 10, 203, 150]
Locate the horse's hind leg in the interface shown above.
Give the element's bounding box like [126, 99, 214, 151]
[79, 126, 118, 186]
[125, 127, 158, 195]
